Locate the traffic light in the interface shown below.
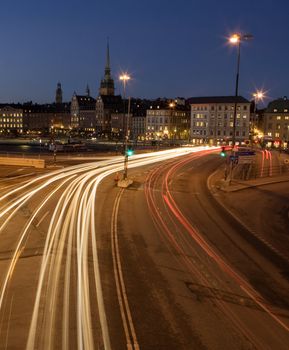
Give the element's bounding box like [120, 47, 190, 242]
[220, 146, 227, 157]
[126, 146, 134, 156]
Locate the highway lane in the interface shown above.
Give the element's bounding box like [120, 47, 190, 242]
[111, 152, 289, 349]
[0, 147, 212, 349]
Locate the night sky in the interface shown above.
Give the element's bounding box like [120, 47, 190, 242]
[1, 0, 288, 105]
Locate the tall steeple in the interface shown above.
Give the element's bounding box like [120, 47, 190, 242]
[55, 82, 63, 104]
[86, 84, 90, 97]
[99, 38, 115, 96]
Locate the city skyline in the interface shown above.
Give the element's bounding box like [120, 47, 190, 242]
[1, 0, 289, 104]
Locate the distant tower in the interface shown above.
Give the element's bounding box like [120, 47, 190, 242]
[56, 82, 63, 104]
[99, 39, 115, 96]
[86, 84, 90, 97]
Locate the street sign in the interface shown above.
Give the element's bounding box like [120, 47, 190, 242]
[236, 151, 255, 156]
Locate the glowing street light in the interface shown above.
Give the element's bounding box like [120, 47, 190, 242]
[251, 90, 265, 146]
[228, 33, 253, 147]
[253, 90, 264, 101]
[229, 34, 240, 44]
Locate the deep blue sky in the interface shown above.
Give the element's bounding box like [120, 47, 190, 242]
[0, 0, 288, 105]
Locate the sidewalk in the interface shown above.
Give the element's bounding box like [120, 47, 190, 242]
[211, 166, 289, 192]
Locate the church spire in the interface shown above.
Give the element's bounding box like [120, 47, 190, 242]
[86, 84, 90, 97]
[106, 38, 110, 70]
[99, 39, 115, 96]
[55, 82, 63, 104]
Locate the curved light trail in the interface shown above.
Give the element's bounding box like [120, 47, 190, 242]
[0, 146, 215, 349]
[144, 150, 289, 348]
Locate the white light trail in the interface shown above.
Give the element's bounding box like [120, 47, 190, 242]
[0, 147, 217, 349]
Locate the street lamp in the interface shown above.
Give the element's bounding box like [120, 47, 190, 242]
[119, 73, 131, 180]
[229, 33, 253, 147]
[251, 90, 264, 146]
[169, 102, 175, 144]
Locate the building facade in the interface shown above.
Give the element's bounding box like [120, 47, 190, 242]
[71, 92, 96, 132]
[146, 100, 190, 141]
[0, 105, 23, 135]
[23, 103, 71, 134]
[96, 95, 122, 137]
[187, 96, 251, 145]
[263, 96, 289, 148]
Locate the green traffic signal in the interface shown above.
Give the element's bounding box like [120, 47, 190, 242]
[220, 151, 226, 157]
[126, 147, 134, 156]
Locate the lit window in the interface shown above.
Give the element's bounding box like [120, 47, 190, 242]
[276, 116, 281, 120]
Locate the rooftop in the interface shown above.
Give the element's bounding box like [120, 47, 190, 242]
[186, 96, 250, 104]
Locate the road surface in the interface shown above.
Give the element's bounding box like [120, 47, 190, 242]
[0, 147, 288, 349]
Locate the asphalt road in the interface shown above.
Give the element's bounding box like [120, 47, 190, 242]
[0, 148, 289, 349]
[104, 152, 289, 349]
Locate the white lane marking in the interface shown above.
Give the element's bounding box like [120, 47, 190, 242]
[111, 190, 140, 350]
[4, 294, 14, 350]
[36, 211, 49, 227]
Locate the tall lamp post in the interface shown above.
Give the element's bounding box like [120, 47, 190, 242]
[119, 73, 131, 179]
[169, 102, 175, 144]
[229, 33, 253, 147]
[251, 90, 264, 146]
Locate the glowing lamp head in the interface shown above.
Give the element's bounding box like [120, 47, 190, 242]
[119, 73, 131, 82]
[229, 34, 240, 44]
[253, 91, 265, 101]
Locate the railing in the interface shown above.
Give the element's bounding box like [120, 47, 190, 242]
[232, 163, 289, 181]
[0, 152, 44, 159]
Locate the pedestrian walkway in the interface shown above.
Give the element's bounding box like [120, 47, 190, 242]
[211, 167, 289, 192]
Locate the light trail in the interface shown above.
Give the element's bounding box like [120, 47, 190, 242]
[0, 147, 214, 349]
[144, 150, 289, 348]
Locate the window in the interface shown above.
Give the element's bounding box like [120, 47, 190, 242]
[275, 132, 279, 137]
[276, 116, 281, 120]
[243, 106, 247, 110]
